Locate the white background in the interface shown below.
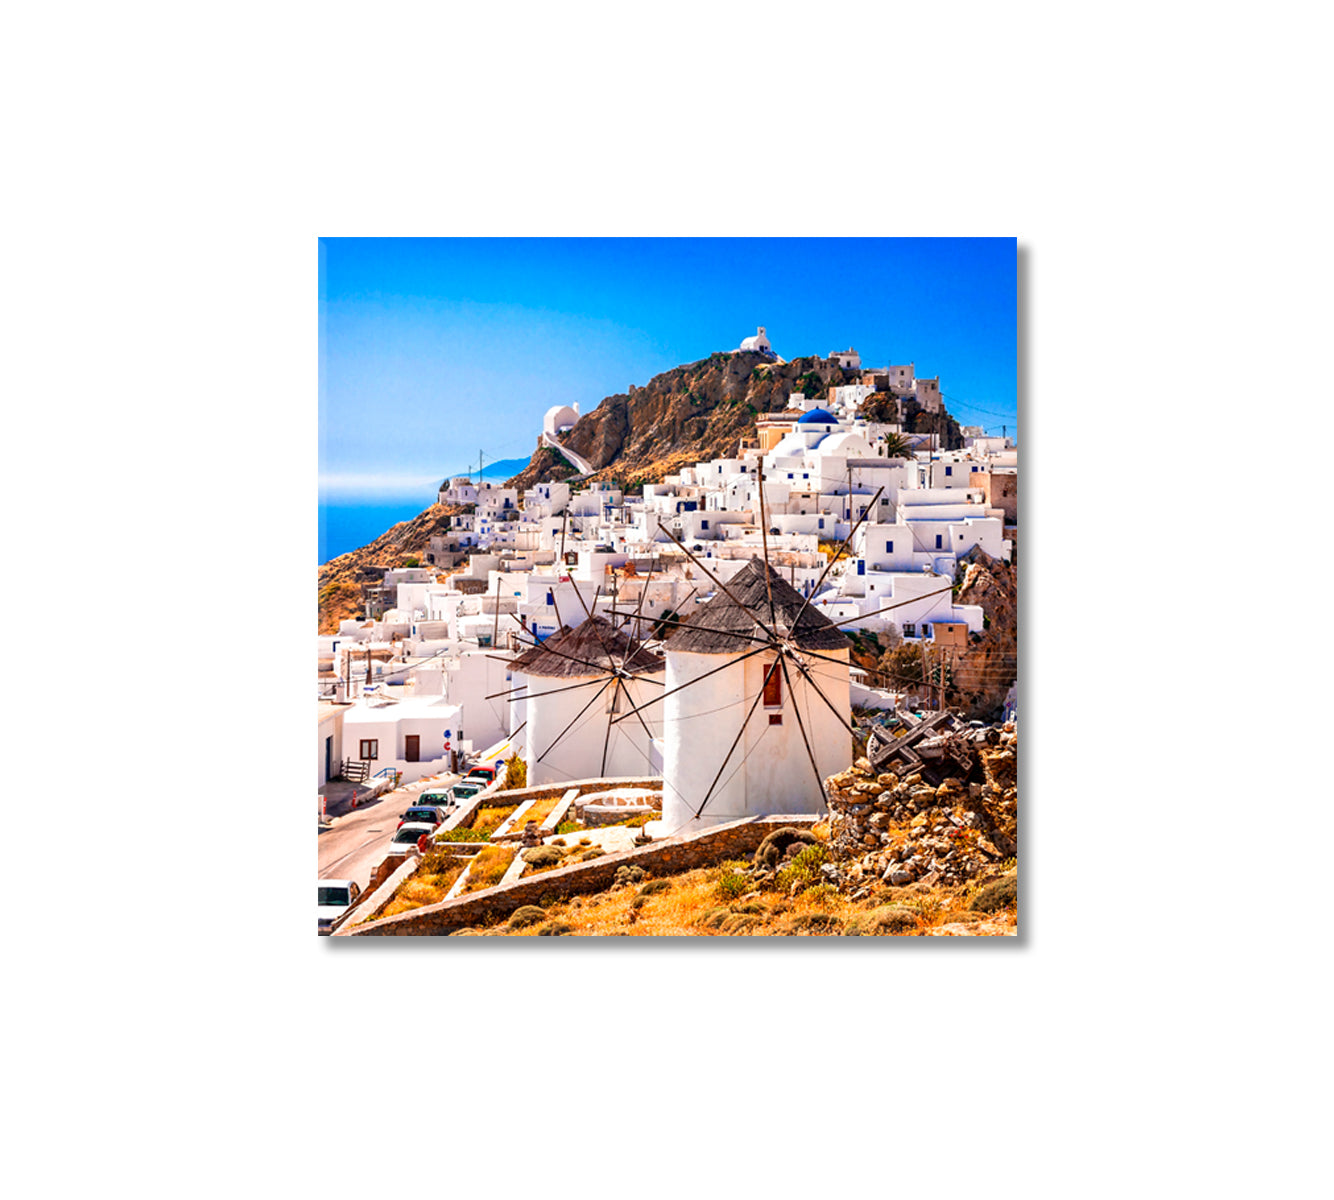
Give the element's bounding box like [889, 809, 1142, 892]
[4, 3, 1328, 1197]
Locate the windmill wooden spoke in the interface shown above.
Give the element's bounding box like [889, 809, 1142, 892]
[535, 678, 613, 766]
[485, 676, 617, 704]
[602, 602, 854, 671]
[788, 485, 885, 631]
[599, 677, 619, 777]
[822, 585, 956, 629]
[622, 555, 656, 659]
[573, 581, 620, 669]
[501, 612, 616, 677]
[694, 672, 770, 819]
[757, 463, 777, 629]
[504, 610, 665, 686]
[778, 653, 829, 810]
[653, 519, 782, 644]
[621, 672, 659, 748]
[609, 644, 769, 727]
[786, 655, 861, 738]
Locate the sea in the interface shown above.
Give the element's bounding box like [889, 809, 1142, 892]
[319, 501, 430, 565]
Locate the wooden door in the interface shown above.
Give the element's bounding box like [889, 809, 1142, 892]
[405, 735, 420, 763]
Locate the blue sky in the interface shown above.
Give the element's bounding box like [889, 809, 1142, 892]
[319, 237, 1016, 501]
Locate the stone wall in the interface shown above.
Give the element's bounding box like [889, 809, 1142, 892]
[339, 814, 815, 937]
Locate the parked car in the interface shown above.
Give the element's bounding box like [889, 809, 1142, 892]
[465, 764, 498, 785]
[450, 780, 485, 803]
[389, 822, 435, 853]
[417, 788, 457, 811]
[318, 879, 361, 935]
[397, 805, 447, 829]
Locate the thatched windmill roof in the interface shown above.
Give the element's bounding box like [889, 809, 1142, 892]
[512, 614, 665, 679]
[664, 557, 851, 655]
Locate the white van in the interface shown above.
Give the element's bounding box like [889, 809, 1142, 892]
[318, 879, 361, 935]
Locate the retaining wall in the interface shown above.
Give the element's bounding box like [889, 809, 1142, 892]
[339, 814, 816, 937]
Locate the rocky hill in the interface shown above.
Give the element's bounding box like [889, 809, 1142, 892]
[946, 546, 1017, 721]
[506, 350, 963, 492]
[317, 503, 466, 634]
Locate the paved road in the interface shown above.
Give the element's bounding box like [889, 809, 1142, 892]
[317, 773, 461, 891]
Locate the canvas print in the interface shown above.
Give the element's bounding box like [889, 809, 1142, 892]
[318, 237, 1018, 937]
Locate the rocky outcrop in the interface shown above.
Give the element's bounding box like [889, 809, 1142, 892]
[823, 726, 1018, 893]
[946, 546, 1018, 720]
[506, 352, 965, 492]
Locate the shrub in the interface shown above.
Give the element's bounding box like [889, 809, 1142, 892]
[774, 843, 828, 893]
[715, 866, 750, 901]
[698, 907, 730, 930]
[970, 874, 1018, 913]
[436, 827, 491, 843]
[630, 894, 648, 910]
[639, 878, 670, 896]
[778, 912, 843, 935]
[576, 847, 605, 862]
[614, 864, 647, 887]
[503, 753, 527, 790]
[753, 827, 819, 871]
[719, 913, 762, 935]
[849, 906, 920, 935]
[508, 905, 547, 929]
[522, 845, 564, 868]
[732, 901, 766, 915]
[554, 822, 581, 835]
[536, 921, 574, 936]
[800, 883, 838, 906]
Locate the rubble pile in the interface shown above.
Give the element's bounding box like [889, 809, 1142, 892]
[824, 723, 1017, 891]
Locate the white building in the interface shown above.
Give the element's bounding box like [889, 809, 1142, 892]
[341, 694, 465, 785]
[739, 326, 772, 355]
[543, 403, 580, 439]
[654, 558, 852, 837]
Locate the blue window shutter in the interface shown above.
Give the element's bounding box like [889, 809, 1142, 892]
[935, 534, 942, 549]
[857, 560, 865, 575]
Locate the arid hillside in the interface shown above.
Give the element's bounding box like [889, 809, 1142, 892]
[317, 503, 465, 634]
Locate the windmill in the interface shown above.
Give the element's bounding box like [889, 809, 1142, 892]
[481, 562, 668, 786]
[482, 467, 941, 832]
[598, 475, 956, 836]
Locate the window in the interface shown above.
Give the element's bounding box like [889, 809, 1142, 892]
[903, 624, 916, 638]
[818, 518, 825, 529]
[768, 713, 783, 725]
[886, 541, 893, 554]
[935, 534, 943, 549]
[762, 661, 783, 708]
[857, 560, 865, 575]
[359, 739, 378, 760]
[701, 520, 709, 530]
[945, 466, 953, 477]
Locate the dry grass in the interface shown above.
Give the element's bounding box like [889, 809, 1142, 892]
[486, 859, 1017, 937]
[514, 792, 563, 829]
[374, 849, 469, 921]
[470, 804, 519, 835]
[460, 845, 516, 894]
